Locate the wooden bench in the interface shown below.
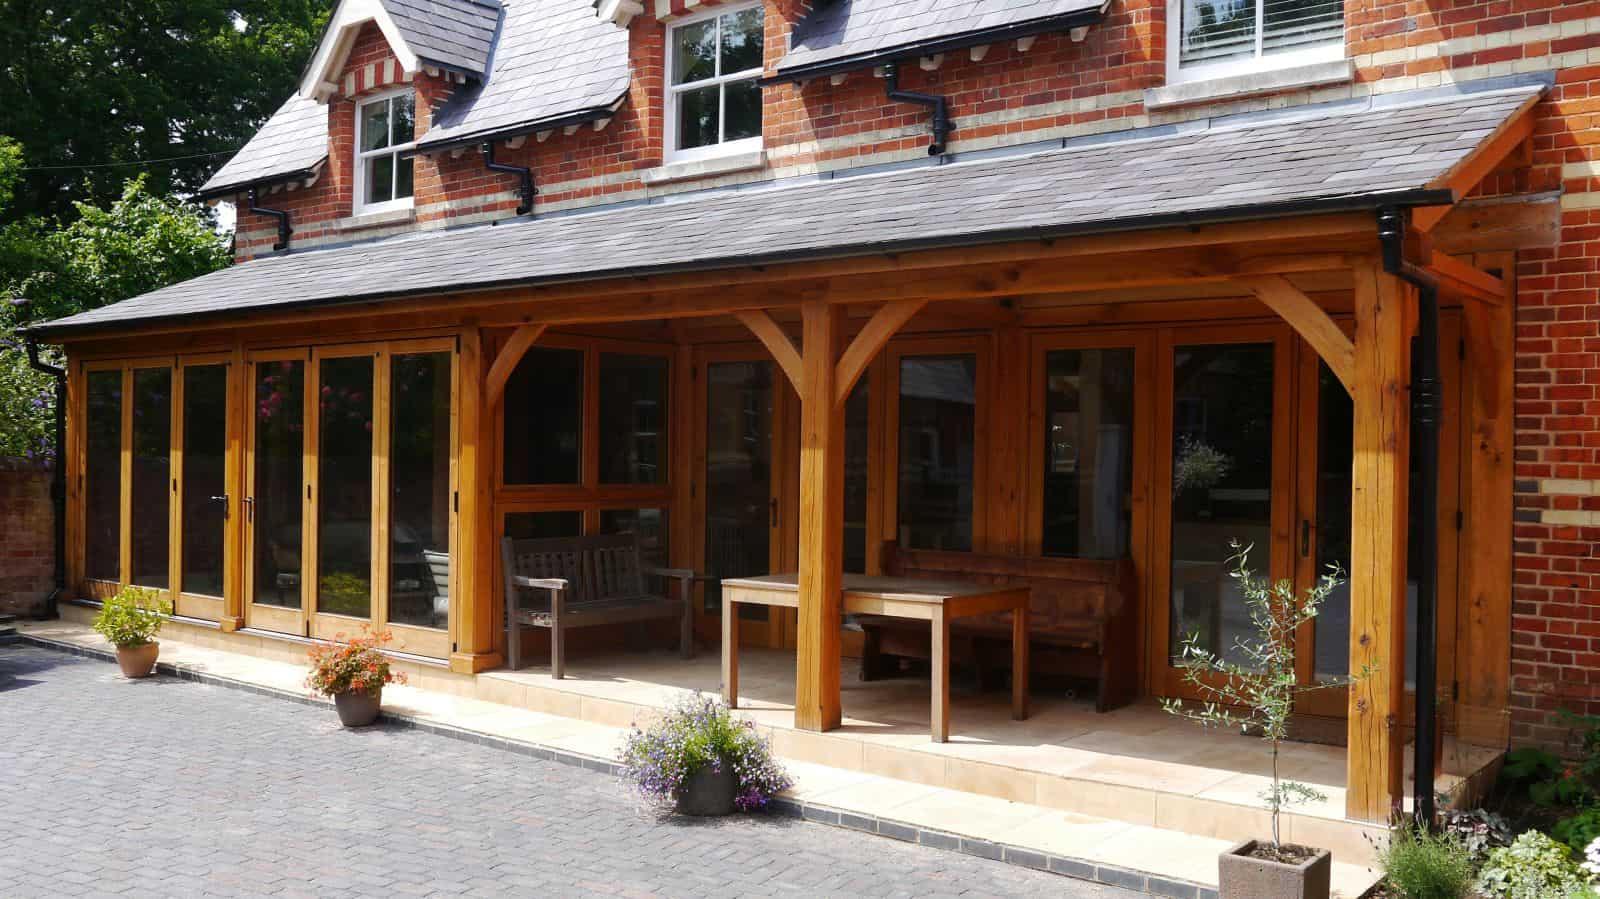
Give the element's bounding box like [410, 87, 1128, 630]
[858, 543, 1137, 712]
[501, 534, 696, 677]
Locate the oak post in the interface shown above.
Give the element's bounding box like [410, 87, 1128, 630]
[1345, 259, 1413, 822]
[795, 300, 844, 732]
[220, 344, 248, 630]
[450, 327, 501, 674]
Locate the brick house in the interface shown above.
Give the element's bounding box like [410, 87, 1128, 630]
[26, 0, 1598, 866]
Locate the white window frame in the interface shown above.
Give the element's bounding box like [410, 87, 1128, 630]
[353, 87, 418, 215]
[664, 2, 765, 164]
[1166, 0, 1345, 85]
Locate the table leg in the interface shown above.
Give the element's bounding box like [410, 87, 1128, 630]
[722, 595, 739, 708]
[931, 608, 949, 743]
[1012, 599, 1030, 721]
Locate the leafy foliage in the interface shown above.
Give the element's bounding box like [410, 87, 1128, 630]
[1438, 807, 1513, 865]
[621, 693, 792, 812]
[1379, 824, 1476, 899]
[91, 585, 171, 648]
[1475, 830, 1598, 899]
[1555, 808, 1600, 855]
[305, 630, 406, 698]
[1161, 541, 1359, 848]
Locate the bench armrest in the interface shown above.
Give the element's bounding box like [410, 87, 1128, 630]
[511, 576, 568, 592]
[646, 567, 697, 581]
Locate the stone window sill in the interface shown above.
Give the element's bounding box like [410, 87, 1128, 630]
[342, 207, 417, 230]
[1145, 59, 1355, 111]
[640, 150, 767, 187]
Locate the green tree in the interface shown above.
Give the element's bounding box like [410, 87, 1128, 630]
[0, 1, 327, 221]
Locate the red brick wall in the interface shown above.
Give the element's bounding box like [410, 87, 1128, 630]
[0, 459, 54, 617]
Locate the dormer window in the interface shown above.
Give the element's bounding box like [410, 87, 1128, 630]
[1170, 0, 1344, 82]
[355, 89, 417, 214]
[666, 4, 764, 162]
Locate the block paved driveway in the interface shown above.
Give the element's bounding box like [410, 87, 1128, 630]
[0, 644, 1146, 898]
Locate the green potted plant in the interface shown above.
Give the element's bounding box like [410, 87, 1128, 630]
[621, 693, 792, 816]
[91, 585, 172, 678]
[305, 629, 406, 727]
[1162, 541, 1364, 899]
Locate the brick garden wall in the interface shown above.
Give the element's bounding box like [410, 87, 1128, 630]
[0, 458, 55, 617]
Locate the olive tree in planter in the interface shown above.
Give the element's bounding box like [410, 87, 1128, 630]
[621, 693, 792, 816]
[305, 630, 407, 727]
[91, 585, 172, 678]
[1161, 541, 1368, 899]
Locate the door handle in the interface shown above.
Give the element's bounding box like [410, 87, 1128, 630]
[209, 494, 229, 518]
[1300, 519, 1311, 558]
[243, 496, 255, 524]
[770, 498, 778, 528]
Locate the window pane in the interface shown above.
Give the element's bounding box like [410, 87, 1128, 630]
[1180, 0, 1258, 67]
[719, 7, 764, 73]
[85, 370, 122, 582]
[704, 361, 773, 616]
[316, 356, 374, 619]
[1168, 343, 1274, 668]
[360, 100, 390, 151]
[391, 94, 415, 144]
[504, 511, 582, 540]
[844, 379, 868, 574]
[675, 85, 720, 151]
[598, 353, 668, 484]
[181, 365, 227, 598]
[389, 352, 450, 630]
[502, 347, 583, 484]
[1041, 349, 1136, 559]
[396, 154, 414, 200]
[130, 368, 171, 589]
[673, 18, 717, 84]
[253, 360, 304, 609]
[1263, 0, 1342, 55]
[366, 156, 393, 204]
[898, 355, 976, 552]
[723, 79, 762, 142]
[600, 509, 669, 569]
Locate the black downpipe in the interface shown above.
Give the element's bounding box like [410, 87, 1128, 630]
[883, 63, 952, 156]
[23, 333, 66, 613]
[1379, 206, 1441, 827]
[482, 142, 535, 216]
[247, 187, 293, 252]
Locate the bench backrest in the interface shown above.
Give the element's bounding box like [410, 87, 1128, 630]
[881, 543, 1134, 638]
[501, 534, 646, 605]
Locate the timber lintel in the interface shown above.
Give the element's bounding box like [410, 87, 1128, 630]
[1242, 274, 1355, 394]
[484, 323, 547, 408]
[1424, 250, 1509, 307]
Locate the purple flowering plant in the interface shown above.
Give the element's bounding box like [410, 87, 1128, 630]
[621, 692, 792, 812]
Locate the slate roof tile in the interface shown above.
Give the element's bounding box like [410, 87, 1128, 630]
[382, 0, 502, 74]
[54, 82, 1540, 337]
[198, 95, 329, 196]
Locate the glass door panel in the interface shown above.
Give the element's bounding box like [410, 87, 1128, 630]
[247, 358, 307, 631]
[703, 360, 776, 634]
[315, 354, 375, 621]
[897, 354, 977, 552]
[387, 351, 450, 632]
[129, 367, 172, 590]
[179, 364, 228, 602]
[1167, 342, 1276, 669]
[84, 369, 123, 585]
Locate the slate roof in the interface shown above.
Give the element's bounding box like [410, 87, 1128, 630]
[381, 0, 502, 76]
[418, 0, 630, 149]
[41, 79, 1543, 338]
[198, 95, 330, 197]
[774, 0, 1110, 79]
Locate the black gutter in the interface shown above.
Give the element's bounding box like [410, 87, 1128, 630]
[21, 329, 66, 614]
[1379, 205, 1443, 828]
[482, 141, 534, 215]
[25, 188, 1456, 340]
[758, 7, 1108, 86]
[412, 103, 620, 156]
[248, 187, 293, 252]
[883, 63, 952, 156]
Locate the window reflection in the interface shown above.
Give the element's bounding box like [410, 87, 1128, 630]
[181, 365, 228, 597]
[503, 347, 583, 485]
[389, 352, 450, 630]
[601, 508, 669, 568]
[85, 371, 122, 582]
[504, 511, 582, 540]
[316, 355, 373, 619]
[253, 360, 304, 609]
[898, 355, 976, 552]
[1041, 348, 1136, 559]
[598, 353, 668, 484]
[130, 368, 171, 589]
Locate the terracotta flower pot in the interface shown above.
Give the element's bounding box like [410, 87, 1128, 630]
[1217, 840, 1331, 899]
[333, 687, 383, 727]
[115, 642, 160, 679]
[675, 760, 738, 816]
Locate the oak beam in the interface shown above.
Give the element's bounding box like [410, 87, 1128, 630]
[1346, 259, 1413, 823]
[1425, 251, 1508, 306]
[734, 310, 802, 390]
[1243, 275, 1355, 394]
[834, 299, 926, 407]
[1415, 97, 1540, 232]
[484, 323, 546, 408]
[795, 300, 845, 732]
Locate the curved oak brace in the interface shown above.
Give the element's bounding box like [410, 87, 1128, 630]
[1244, 275, 1355, 395]
[734, 310, 802, 390]
[485, 323, 547, 407]
[834, 299, 927, 407]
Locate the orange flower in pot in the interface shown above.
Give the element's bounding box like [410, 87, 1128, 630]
[91, 586, 172, 678]
[305, 628, 407, 727]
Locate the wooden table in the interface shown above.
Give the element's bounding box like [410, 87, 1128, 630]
[719, 573, 1031, 742]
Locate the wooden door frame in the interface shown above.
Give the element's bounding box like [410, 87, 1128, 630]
[243, 346, 313, 637]
[1151, 322, 1297, 701]
[171, 352, 233, 621]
